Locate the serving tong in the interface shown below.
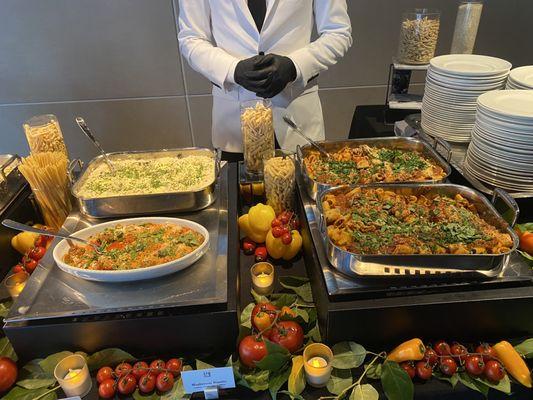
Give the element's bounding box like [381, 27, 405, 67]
[75, 117, 116, 174]
[283, 115, 330, 159]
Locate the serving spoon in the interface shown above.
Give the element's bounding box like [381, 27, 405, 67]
[75, 116, 116, 174]
[2, 219, 104, 254]
[283, 114, 331, 159]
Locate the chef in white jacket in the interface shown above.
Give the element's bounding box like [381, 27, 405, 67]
[178, 0, 352, 158]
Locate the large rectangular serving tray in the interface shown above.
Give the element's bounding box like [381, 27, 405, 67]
[69, 148, 220, 218]
[316, 183, 519, 273]
[296, 137, 452, 201]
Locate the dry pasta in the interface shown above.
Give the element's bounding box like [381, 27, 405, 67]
[264, 156, 295, 214]
[23, 116, 68, 157]
[18, 152, 71, 230]
[241, 101, 275, 174]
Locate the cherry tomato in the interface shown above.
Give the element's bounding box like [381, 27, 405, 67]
[270, 321, 304, 353]
[156, 372, 175, 393]
[139, 373, 156, 393]
[98, 379, 116, 399]
[280, 214, 290, 225]
[465, 355, 485, 376]
[22, 257, 37, 273]
[253, 311, 273, 333]
[271, 218, 282, 228]
[149, 359, 166, 375]
[280, 226, 290, 236]
[281, 232, 292, 245]
[254, 246, 268, 262]
[115, 362, 132, 377]
[132, 361, 149, 380]
[251, 303, 278, 331]
[242, 238, 256, 255]
[118, 374, 137, 395]
[96, 366, 114, 384]
[291, 219, 301, 231]
[35, 235, 48, 248]
[0, 357, 17, 392]
[415, 361, 432, 380]
[400, 361, 416, 379]
[475, 343, 497, 362]
[12, 264, 25, 273]
[450, 343, 468, 364]
[484, 360, 505, 383]
[239, 335, 267, 368]
[166, 358, 183, 377]
[519, 231, 533, 255]
[28, 246, 46, 261]
[439, 357, 457, 376]
[434, 340, 451, 356]
[271, 226, 284, 238]
[424, 347, 438, 367]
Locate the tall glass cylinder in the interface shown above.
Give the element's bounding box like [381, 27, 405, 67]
[451, 1, 484, 54]
[264, 154, 295, 214]
[23, 114, 68, 157]
[241, 99, 275, 176]
[397, 9, 440, 65]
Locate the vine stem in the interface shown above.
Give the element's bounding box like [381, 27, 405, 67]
[33, 384, 61, 400]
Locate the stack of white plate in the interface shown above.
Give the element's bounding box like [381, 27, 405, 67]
[464, 90, 533, 193]
[506, 66, 533, 89]
[422, 54, 511, 143]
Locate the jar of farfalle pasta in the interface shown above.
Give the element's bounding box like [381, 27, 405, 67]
[23, 114, 68, 158]
[241, 99, 275, 176]
[264, 155, 295, 214]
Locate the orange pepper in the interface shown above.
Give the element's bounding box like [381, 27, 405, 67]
[387, 338, 426, 363]
[493, 341, 532, 388]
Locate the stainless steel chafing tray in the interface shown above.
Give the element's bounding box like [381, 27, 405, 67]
[69, 148, 220, 218]
[296, 137, 452, 201]
[316, 184, 519, 274]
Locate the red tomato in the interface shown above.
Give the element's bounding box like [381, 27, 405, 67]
[98, 379, 116, 399]
[28, 246, 46, 261]
[166, 359, 183, 377]
[35, 235, 48, 248]
[117, 374, 137, 395]
[439, 357, 457, 376]
[270, 321, 304, 353]
[475, 343, 497, 362]
[400, 361, 416, 379]
[251, 303, 278, 331]
[139, 373, 156, 393]
[450, 343, 468, 364]
[415, 361, 432, 380]
[0, 357, 17, 392]
[96, 366, 114, 384]
[465, 355, 485, 376]
[424, 347, 438, 367]
[484, 360, 506, 383]
[22, 257, 37, 273]
[12, 264, 25, 273]
[132, 361, 149, 380]
[114, 362, 132, 377]
[434, 340, 451, 356]
[156, 372, 175, 393]
[149, 359, 166, 375]
[239, 335, 268, 368]
[519, 232, 533, 255]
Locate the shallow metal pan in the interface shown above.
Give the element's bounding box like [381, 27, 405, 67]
[69, 148, 220, 218]
[296, 137, 452, 201]
[317, 183, 519, 274]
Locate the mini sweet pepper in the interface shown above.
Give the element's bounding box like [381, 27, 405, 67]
[493, 340, 532, 388]
[387, 338, 426, 363]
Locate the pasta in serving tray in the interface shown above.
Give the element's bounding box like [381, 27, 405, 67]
[322, 186, 513, 256]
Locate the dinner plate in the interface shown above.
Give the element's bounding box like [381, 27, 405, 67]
[53, 217, 210, 282]
[430, 55, 512, 77]
[477, 90, 533, 120]
[508, 65, 533, 89]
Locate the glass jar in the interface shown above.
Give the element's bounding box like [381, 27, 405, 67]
[451, 1, 484, 54]
[23, 114, 68, 157]
[241, 99, 275, 176]
[264, 152, 295, 214]
[397, 9, 440, 64]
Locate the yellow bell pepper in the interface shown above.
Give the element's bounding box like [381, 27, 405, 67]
[11, 231, 39, 255]
[238, 204, 276, 244]
[266, 230, 303, 260]
[238, 214, 267, 243]
[387, 338, 426, 363]
[493, 341, 532, 388]
[283, 230, 303, 261]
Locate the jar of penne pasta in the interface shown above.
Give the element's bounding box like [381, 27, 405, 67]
[241, 100, 275, 177]
[23, 114, 68, 158]
[264, 154, 295, 214]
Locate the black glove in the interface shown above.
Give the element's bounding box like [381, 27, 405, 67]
[234, 55, 273, 93]
[248, 54, 297, 98]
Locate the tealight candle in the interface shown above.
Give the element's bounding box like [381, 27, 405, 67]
[303, 343, 333, 388]
[251, 262, 275, 295]
[54, 354, 92, 398]
[4, 271, 29, 299]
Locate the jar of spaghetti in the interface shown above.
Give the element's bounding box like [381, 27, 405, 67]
[264, 154, 295, 214]
[23, 114, 68, 157]
[241, 99, 275, 176]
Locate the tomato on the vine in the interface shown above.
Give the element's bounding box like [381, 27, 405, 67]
[117, 374, 137, 395]
[251, 303, 278, 331]
[98, 379, 116, 399]
[166, 359, 183, 377]
[239, 335, 267, 368]
[434, 340, 451, 356]
[450, 343, 468, 364]
[253, 311, 272, 334]
[22, 257, 37, 273]
[439, 357, 457, 376]
[0, 357, 17, 392]
[35, 235, 48, 248]
[28, 246, 46, 261]
[115, 362, 132, 377]
[132, 361, 149, 379]
[475, 343, 497, 362]
[96, 366, 114, 384]
[149, 359, 166, 375]
[465, 355, 485, 376]
[156, 372, 175, 392]
[484, 360, 505, 383]
[424, 347, 438, 367]
[12, 264, 25, 273]
[139, 373, 156, 393]
[415, 361, 432, 380]
[400, 361, 416, 379]
[270, 321, 304, 353]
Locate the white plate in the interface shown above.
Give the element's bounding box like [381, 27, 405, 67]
[476, 110, 533, 133]
[477, 90, 533, 120]
[509, 66, 533, 89]
[430, 55, 512, 77]
[428, 68, 509, 83]
[426, 74, 507, 91]
[53, 217, 210, 282]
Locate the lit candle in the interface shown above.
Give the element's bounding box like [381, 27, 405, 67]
[304, 343, 333, 388]
[251, 262, 274, 295]
[5, 272, 29, 299]
[54, 355, 92, 397]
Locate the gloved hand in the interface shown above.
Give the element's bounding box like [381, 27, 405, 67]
[234, 55, 273, 93]
[250, 54, 297, 98]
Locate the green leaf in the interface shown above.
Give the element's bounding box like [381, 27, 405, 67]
[278, 390, 306, 400]
[86, 348, 135, 371]
[240, 302, 255, 329]
[242, 369, 270, 392]
[306, 307, 317, 324]
[271, 293, 298, 308]
[279, 277, 313, 303]
[514, 338, 533, 358]
[288, 356, 306, 396]
[3, 386, 58, 400]
[251, 289, 269, 304]
[433, 371, 458, 388]
[0, 300, 12, 318]
[305, 324, 321, 343]
[380, 361, 414, 400]
[365, 363, 382, 380]
[38, 351, 73, 375]
[255, 353, 291, 372]
[350, 384, 379, 400]
[196, 359, 215, 370]
[516, 223, 533, 232]
[474, 375, 511, 394]
[16, 378, 56, 390]
[269, 365, 291, 400]
[331, 342, 366, 369]
[293, 308, 309, 323]
[265, 339, 291, 356]
[327, 368, 353, 395]
[457, 372, 489, 396]
[0, 336, 18, 361]
[233, 360, 251, 390]
[133, 388, 160, 400]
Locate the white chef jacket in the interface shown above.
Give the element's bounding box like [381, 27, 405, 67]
[178, 0, 352, 152]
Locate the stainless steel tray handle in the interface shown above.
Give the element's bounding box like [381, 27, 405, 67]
[67, 159, 83, 185]
[492, 188, 519, 227]
[434, 137, 452, 162]
[295, 145, 304, 166]
[215, 148, 222, 177]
